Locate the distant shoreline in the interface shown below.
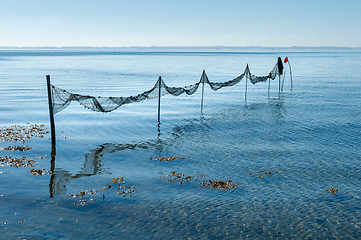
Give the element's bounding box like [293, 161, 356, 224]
[0, 46, 360, 53]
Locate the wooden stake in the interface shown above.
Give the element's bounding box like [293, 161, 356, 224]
[46, 75, 56, 150]
[201, 70, 205, 113]
[288, 61, 293, 88]
[46, 75, 56, 198]
[157, 76, 161, 124]
[278, 75, 281, 92]
[245, 77, 248, 101]
[49, 153, 56, 198]
[245, 65, 249, 101]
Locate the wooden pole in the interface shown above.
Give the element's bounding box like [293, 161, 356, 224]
[49, 153, 56, 198]
[157, 76, 161, 124]
[46, 75, 56, 197]
[245, 77, 248, 101]
[281, 73, 285, 91]
[244, 64, 251, 101]
[46, 75, 56, 151]
[245, 66, 248, 101]
[201, 70, 205, 113]
[288, 61, 293, 88]
[268, 77, 271, 94]
[278, 75, 281, 92]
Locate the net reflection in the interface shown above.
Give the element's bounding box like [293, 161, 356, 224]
[48, 132, 175, 197]
[48, 98, 285, 197]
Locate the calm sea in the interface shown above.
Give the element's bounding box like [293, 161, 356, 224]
[0, 47, 360, 239]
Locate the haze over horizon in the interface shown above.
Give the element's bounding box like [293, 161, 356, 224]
[1, 0, 360, 48]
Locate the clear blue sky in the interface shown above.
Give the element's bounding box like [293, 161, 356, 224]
[0, 0, 360, 47]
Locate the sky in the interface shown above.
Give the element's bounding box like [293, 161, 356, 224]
[0, 0, 360, 47]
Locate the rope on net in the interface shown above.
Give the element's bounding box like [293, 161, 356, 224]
[51, 58, 284, 115]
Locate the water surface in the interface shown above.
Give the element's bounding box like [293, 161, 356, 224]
[1, 48, 360, 239]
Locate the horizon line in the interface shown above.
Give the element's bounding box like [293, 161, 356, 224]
[1, 45, 361, 49]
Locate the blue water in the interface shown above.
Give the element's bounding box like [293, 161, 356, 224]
[0, 47, 361, 239]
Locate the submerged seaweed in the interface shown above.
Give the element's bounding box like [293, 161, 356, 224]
[0, 124, 48, 143]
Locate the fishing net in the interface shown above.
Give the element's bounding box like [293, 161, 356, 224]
[50, 58, 284, 114]
[51, 77, 201, 114]
[201, 68, 247, 91]
[248, 64, 279, 84]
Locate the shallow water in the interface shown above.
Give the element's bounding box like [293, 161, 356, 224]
[1, 48, 360, 239]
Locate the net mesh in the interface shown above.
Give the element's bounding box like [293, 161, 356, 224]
[51, 58, 285, 114]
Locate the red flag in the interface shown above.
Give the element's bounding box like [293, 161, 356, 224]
[284, 57, 289, 63]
